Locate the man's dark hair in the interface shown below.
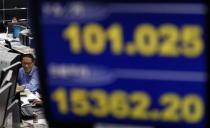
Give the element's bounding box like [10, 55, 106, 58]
[21, 54, 34, 62]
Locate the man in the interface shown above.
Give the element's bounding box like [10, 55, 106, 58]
[16, 54, 40, 92]
[12, 16, 18, 23]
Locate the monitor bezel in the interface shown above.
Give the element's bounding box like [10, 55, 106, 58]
[0, 82, 12, 127]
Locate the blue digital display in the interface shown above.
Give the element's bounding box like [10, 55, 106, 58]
[37, 1, 207, 128]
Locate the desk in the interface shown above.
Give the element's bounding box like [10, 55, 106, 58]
[20, 89, 49, 128]
[20, 89, 40, 105]
[0, 33, 34, 55]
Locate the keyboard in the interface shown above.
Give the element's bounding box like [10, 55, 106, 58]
[21, 104, 34, 119]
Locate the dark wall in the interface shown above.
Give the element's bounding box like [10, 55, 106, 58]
[0, 0, 28, 21]
[0, 1, 2, 20]
[5, 0, 28, 8]
[0, 1, 2, 8]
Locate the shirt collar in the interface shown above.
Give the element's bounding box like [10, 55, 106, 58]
[25, 66, 36, 76]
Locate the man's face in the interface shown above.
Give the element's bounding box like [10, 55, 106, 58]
[22, 57, 33, 74]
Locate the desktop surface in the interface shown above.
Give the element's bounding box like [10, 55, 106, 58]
[20, 89, 49, 127]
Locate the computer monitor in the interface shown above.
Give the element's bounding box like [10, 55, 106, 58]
[0, 82, 12, 128]
[4, 40, 12, 49]
[0, 51, 20, 75]
[4, 100, 21, 128]
[0, 62, 21, 99]
[0, 45, 11, 52]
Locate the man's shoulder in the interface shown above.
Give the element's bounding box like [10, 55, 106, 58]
[18, 67, 25, 78]
[31, 65, 39, 74]
[19, 67, 24, 72]
[33, 65, 38, 71]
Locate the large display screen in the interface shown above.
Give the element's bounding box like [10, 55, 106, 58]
[33, 1, 208, 128]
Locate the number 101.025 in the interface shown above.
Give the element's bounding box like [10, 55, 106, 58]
[63, 23, 204, 58]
